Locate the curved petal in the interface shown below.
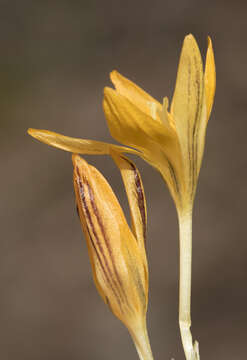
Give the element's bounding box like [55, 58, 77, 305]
[27, 128, 139, 155]
[204, 36, 216, 121]
[110, 70, 162, 121]
[103, 87, 176, 151]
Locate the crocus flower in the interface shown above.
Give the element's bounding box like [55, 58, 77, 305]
[73, 153, 153, 360]
[28, 34, 215, 215]
[28, 34, 216, 360]
[103, 35, 215, 214]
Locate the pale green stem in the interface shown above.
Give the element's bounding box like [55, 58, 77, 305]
[178, 207, 200, 360]
[129, 319, 154, 360]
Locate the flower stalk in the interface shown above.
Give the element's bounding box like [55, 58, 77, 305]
[178, 206, 199, 360]
[129, 319, 154, 360]
[178, 207, 193, 359]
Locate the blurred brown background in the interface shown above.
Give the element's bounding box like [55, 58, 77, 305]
[1, 0, 246, 359]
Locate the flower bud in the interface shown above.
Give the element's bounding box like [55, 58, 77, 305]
[72, 154, 148, 333]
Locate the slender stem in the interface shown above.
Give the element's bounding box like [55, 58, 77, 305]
[178, 207, 199, 360]
[129, 318, 154, 360]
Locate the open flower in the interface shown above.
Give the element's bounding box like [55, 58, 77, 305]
[73, 153, 153, 360]
[103, 35, 215, 213]
[28, 34, 215, 214]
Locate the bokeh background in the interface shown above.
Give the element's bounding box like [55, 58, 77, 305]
[1, 0, 247, 359]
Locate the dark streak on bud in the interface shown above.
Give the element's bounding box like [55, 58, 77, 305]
[167, 159, 180, 199]
[76, 205, 79, 218]
[75, 167, 123, 311]
[86, 181, 131, 309]
[122, 156, 147, 245]
[133, 165, 147, 245]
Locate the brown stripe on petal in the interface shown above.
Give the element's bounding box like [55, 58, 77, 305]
[187, 59, 193, 195]
[120, 155, 147, 245]
[86, 224, 123, 313]
[76, 205, 80, 218]
[86, 181, 132, 310]
[75, 167, 124, 311]
[167, 159, 180, 199]
[85, 223, 118, 302]
[190, 55, 203, 198]
[132, 163, 147, 245]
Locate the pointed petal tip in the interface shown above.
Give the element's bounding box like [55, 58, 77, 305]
[27, 127, 46, 140]
[110, 69, 119, 80]
[184, 33, 196, 42]
[110, 70, 123, 90]
[27, 127, 37, 136]
[182, 34, 200, 52]
[207, 35, 212, 44]
[207, 36, 214, 51]
[27, 128, 50, 137]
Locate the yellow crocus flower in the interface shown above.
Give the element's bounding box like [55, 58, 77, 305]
[73, 153, 153, 360]
[103, 35, 215, 212]
[28, 34, 215, 360]
[28, 34, 215, 214]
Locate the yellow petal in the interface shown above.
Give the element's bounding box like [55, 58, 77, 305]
[27, 128, 138, 155]
[73, 155, 148, 327]
[104, 87, 184, 208]
[171, 34, 206, 197]
[103, 87, 175, 151]
[110, 151, 147, 265]
[204, 36, 216, 121]
[110, 70, 162, 121]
